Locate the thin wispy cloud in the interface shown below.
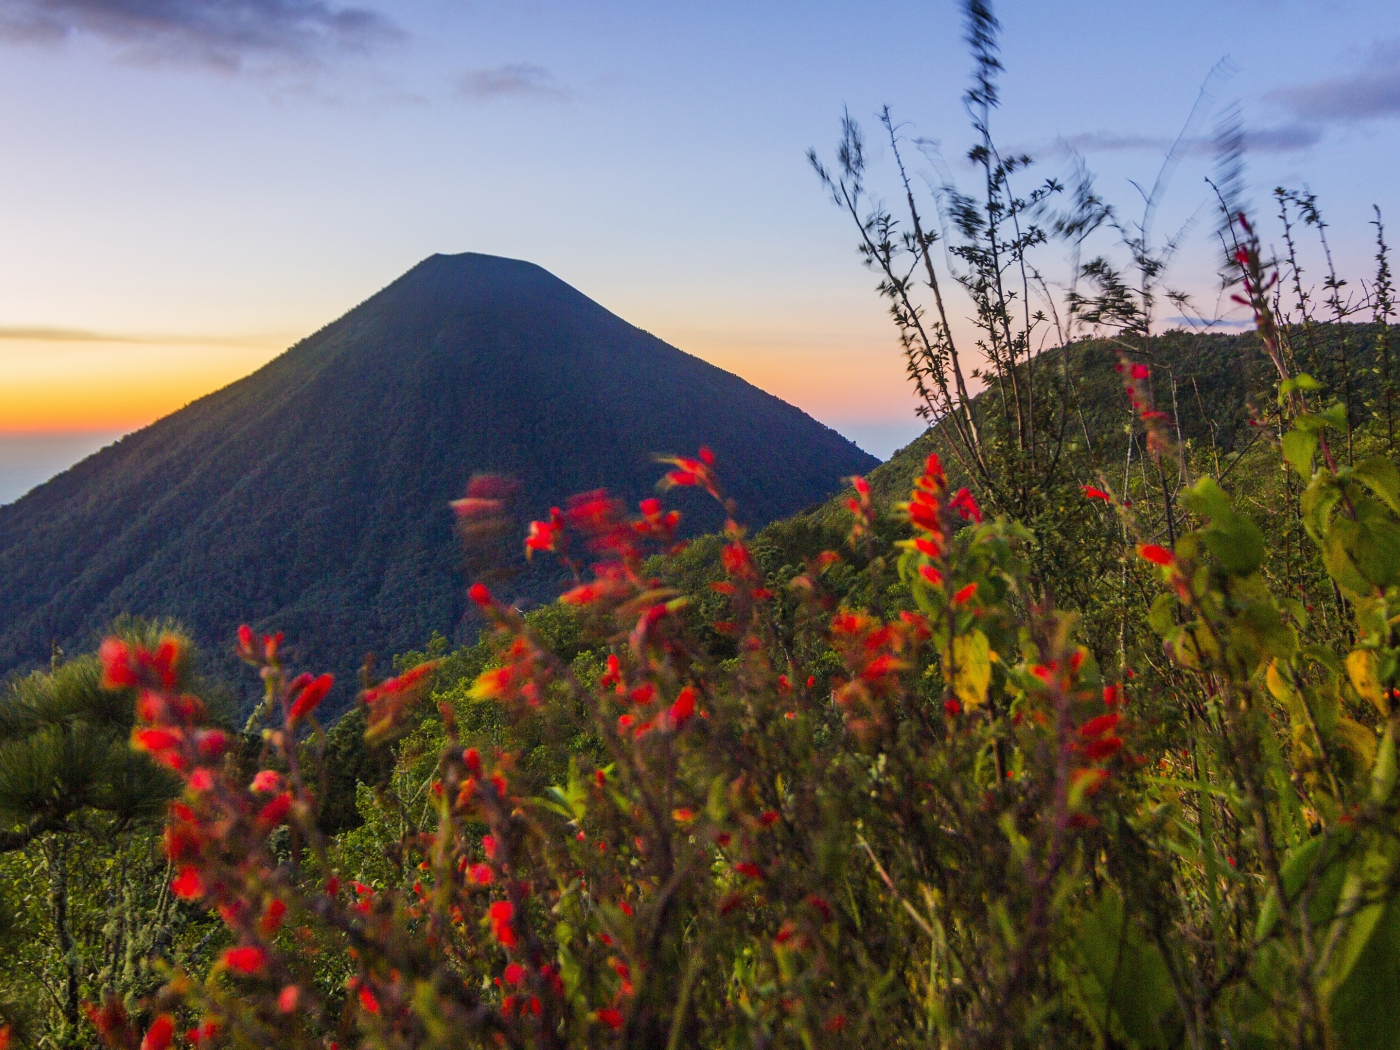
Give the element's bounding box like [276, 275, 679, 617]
[0, 325, 291, 347]
[0, 0, 404, 72]
[456, 63, 567, 102]
[1034, 123, 1320, 161]
[1270, 37, 1400, 123]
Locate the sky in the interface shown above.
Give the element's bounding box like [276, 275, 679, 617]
[1, 0, 1398, 503]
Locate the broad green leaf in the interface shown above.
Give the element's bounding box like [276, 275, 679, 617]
[1255, 831, 1351, 942]
[1279, 372, 1322, 400]
[1148, 592, 1177, 636]
[1062, 888, 1181, 1049]
[1322, 529, 1374, 597]
[1327, 898, 1400, 1050]
[1281, 429, 1318, 478]
[1350, 457, 1400, 517]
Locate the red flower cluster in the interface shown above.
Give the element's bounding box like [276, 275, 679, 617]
[658, 446, 719, 498]
[1115, 356, 1174, 454]
[362, 660, 441, 740]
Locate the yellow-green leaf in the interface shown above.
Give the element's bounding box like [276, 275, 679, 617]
[1346, 650, 1390, 716]
[944, 630, 991, 711]
[1334, 717, 1378, 768]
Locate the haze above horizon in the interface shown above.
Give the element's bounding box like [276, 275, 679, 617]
[1, 0, 1397, 502]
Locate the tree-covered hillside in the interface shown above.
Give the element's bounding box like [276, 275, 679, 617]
[0, 254, 876, 712]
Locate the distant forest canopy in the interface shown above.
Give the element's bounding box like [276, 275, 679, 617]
[0, 253, 876, 713]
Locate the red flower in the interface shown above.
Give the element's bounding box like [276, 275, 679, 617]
[171, 866, 204, 901]
[1136, 544, 1174, 566]
[949, 487, 982, 523]
[596, 1008, 624, 1030]
[1079, 713, 1121, 739]
[1082, 485, 1112, 501]
[250, 769, 283, 793]
[469, 863, 493, 885]
[669, 687, 696, 729]
[1130, 363, 1150, 380]
[277, 986, 300, 1014]
[237, 624, 255, 655]
[504, 963, 525, 986]
[101, 638, 138, 689]
[463, 747, 482, 774]
[468, 583, 493, 607]
[806, 894, 833, 921]
[734, 861, 765, 880]
[920, 565, 944, 586]
[141, 1015, 175, 1050]
[759, 810, 780, 827]
[133, 728, 182, 754]
[289, 674, 333, 723]
[943, 698, 962, 717]
[952, 583, 978, 605]
[1085, 736, 1124, 761]
[260, 899, 288, 934]
[194, 730, 229, 761]
[721, 542, 753, 576]
[257, 792, 293, 829]
[358, 986, 380, 1014]
[222, 946, 268, 975]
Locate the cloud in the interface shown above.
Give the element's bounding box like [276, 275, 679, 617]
[0, 0, 403, 71]
[1269, 38, 1400, 123]
[1032, 123, 1319, 161]
[1051, 131, 1175, 154]
[0, 325, 291, 347]
[456, 63, 567, 102]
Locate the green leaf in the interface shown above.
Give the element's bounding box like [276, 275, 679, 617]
[1279, 373, 1323, 401]
[1255, 831, 1351, 942]
[1350, 457, 1400, 518]
[943, 630, 991, 711]
[1328, 898, 1400, 1050]
[1148, 592, 1177, 637]
[1282, 430, 1319, 478]
[1062, 888, 1182, 1049]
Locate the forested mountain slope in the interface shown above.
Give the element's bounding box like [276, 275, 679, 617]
[0, 253, 876, 708]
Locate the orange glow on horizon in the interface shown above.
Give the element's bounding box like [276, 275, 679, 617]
[1, 323, 934, 437]
[0, 335, 290, 433]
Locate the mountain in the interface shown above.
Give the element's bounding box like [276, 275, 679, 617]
[0, 253, 877, 706]
[816, 323, 1400, 519]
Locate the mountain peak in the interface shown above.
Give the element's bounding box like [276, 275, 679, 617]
[0, 257, 877, 707]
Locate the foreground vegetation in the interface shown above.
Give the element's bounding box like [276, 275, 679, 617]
[4, 2, 1400, 1048]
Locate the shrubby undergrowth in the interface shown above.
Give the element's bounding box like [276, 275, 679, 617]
[3, 2, 1400, 1048]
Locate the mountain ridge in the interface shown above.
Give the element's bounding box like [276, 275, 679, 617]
[0, 252, 877, 706]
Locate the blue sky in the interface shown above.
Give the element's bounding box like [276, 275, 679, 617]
[1, 0, 1397, 502]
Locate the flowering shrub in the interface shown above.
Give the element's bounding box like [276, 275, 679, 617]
[77, 267, 1400, 1050]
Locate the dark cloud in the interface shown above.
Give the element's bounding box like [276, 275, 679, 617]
[456, 63, 566, 102]
[1269, 38, 1400, 123]
[0, 0, 403, 71]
